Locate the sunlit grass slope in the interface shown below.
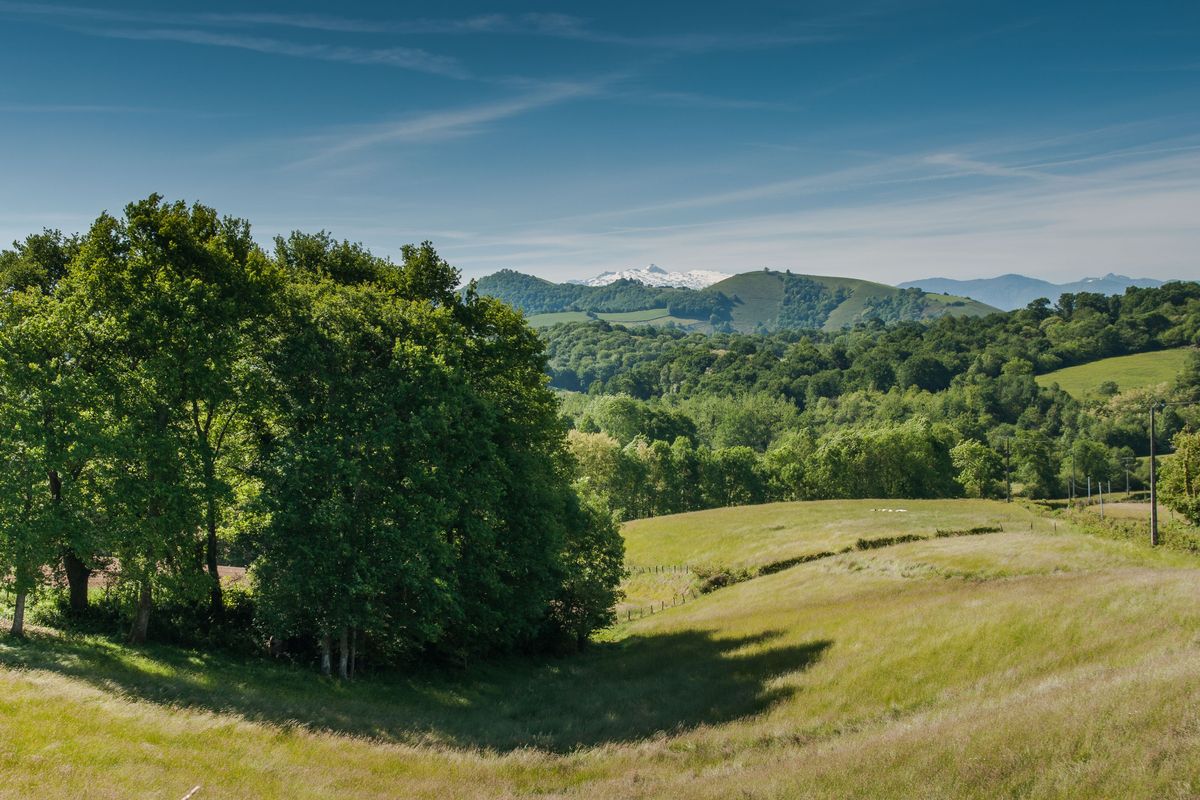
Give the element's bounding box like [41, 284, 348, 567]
[4, 499, 1200, 799]
[622, 498, 1036, 570]
[1035, 347, 1193, 398]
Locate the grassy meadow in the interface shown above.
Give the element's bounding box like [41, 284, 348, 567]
[622, 498, 1036, 570]
[5, 498, 1200, 798]
[1035, 347, 1193, 398]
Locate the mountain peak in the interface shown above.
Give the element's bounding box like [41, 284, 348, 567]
[573, 265, 732, 290]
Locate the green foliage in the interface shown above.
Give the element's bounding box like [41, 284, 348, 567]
[951, 439, 1004, 499]
[0, 199, 624, 667]
[475, 270, 732, 321]
[1159, 430, 1200, 525]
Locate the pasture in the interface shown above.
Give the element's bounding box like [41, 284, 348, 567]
[4, 498, 1200, 799]
[1035, 348, 1193, 398]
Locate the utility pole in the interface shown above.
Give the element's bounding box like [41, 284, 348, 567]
[1150, 401, 1159, 547]
[1087, 475, 1092, 506]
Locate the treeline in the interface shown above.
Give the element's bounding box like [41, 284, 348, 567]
[0, 197, 623, 673]
[475, 269, 733, 321]
[568, 417, 962, 520]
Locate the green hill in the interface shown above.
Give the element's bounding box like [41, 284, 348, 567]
[1035, 348, 1195, 399]
[479, 269, 998, 333]
[708, 270, 997, 332]
[7, 499, 1200, 798]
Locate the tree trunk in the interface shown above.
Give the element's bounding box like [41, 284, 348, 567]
[338, 627, 350, 681]
[62, 549, 91, 613]
[10, 590, 26, 637]
[205, 495, 223, 621]
[349, 628, 357, 681]
[129, 580, 152, 644]
[320, 633, 332, 677]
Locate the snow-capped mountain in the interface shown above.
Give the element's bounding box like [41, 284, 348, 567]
[571, 264, 731, 290]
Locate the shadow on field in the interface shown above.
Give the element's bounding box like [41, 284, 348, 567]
[0, 628, 829, 752]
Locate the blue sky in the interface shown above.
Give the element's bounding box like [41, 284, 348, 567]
[1, 1, 1198, 284]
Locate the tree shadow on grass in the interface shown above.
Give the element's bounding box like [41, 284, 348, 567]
[0, 627, 830, 753]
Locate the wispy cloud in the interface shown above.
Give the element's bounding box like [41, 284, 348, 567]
[88, 27, 469, 78]
[292, 82, 600, 166]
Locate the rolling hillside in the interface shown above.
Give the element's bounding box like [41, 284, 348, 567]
[709, 270, 996, 332]
[482, 268, 997, 333]
[1035, 348, 1194, 398]
[6, 499, 1200, 798]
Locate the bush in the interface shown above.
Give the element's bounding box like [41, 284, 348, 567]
[934, 526, 1003, 537]
[692, 563, 755, 593]
[855, 534, 927, 550]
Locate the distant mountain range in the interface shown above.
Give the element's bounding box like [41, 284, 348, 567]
[476, 269, 998, 333]
[898, 273, 1165, 311]
[569, 264, 731, 290]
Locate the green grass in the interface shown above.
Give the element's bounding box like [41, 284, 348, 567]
[1035, 348, 1194, 398]
[4, 499, 1200, 798]
[622, 498, 1037, 570]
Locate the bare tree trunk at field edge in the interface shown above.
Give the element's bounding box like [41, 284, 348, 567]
[129, 580, 152, 644]
[320, 633, 332, 676]
[338, 627, 349, 680]
[10, 590, 26, 637]
[63, 549, 90, 613]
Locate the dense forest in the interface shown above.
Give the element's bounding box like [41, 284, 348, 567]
[544, 284, 1200, 520]
[0, 197, 623, 674]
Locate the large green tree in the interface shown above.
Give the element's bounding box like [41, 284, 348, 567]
[1160, 430, 1200, 525]
[66, 196, 276, 640]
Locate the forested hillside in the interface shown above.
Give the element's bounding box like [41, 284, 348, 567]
[547, 283, 1200, 520]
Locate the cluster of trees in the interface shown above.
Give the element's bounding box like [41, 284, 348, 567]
[776, 275, 850, 330]
[565, 412, 1056, 521]
[0, 197, 623, 673]
[475, 270, 733, 322]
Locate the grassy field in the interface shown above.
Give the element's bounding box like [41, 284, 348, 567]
[4, 498, 1200, 798]
[622, 498, 1036, 570]
[1035, 348, 1193, 398]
